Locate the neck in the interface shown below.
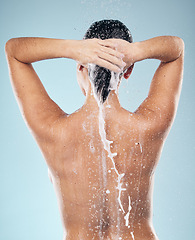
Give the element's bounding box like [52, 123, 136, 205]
[83, 83, 121, 110]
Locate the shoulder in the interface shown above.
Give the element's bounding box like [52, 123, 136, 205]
[36, 113, 79, 167]
[134, 105, 173, 140]
[36, 112, 76, 148]
[120, 107, 172, 140]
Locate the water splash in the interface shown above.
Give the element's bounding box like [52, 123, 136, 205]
[131, 231, 135, 240]
[88, 64, 134, 236]
[124, 195, 132, 226]
[130, 138, 144, 238]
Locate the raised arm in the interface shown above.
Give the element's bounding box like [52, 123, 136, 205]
[5, 37, 125, 141]
[103, 36, 184, 133]
[134, 36, 184, 132]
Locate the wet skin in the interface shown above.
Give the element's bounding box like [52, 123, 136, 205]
[5, 36, 184, 240]
[43, 90, 163, 240]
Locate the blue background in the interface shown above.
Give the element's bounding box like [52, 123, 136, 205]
[0, 0, 194, 239]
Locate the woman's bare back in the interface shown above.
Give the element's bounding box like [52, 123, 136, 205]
[43, 102, 163, 240]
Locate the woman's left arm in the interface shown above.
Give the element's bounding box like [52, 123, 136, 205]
[5, 37, 124, 141]
[5, 38, 70, 141]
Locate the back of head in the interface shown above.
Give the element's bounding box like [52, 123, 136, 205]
[84, 20, 133, 103]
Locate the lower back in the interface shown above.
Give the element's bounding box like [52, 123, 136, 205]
[64, 221, 159, 240]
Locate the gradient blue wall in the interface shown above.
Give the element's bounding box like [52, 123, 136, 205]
[0, 0, 194, 239]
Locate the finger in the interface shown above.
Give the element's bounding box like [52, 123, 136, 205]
[98, 39, 120, 49]
[100, 46, 124, 59]
[95, 57, 122, 73]
[97, 51, 126, 69]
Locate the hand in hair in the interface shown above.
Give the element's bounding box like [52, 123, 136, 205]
[70, 38, 126, 72]
[98, 38, 138, 70]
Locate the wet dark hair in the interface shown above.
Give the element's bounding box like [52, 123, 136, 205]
[83, 19, 133, 103]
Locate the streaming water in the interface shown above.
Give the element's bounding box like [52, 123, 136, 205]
[88, 64, 135, 239]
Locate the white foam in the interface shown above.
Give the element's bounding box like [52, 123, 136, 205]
[109, 71, 120, 90]
[124, 195, 132, 226]
[88, 63, 134, 236]
[131, 231, 135, 240]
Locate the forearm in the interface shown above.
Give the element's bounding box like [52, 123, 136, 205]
[134, 36, 184, 63]
[5, 37, 125, 72]
[5, 37, 73, 63]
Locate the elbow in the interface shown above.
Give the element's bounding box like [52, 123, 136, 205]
[5, 38, 17, 56]
[169, 36, 185, 60]
[179, 37, 185, 48]
[179, 37, 185, 54]
[175, 36, 185, 56]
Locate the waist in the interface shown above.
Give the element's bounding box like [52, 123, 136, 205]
[64, 220, 158, 240]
